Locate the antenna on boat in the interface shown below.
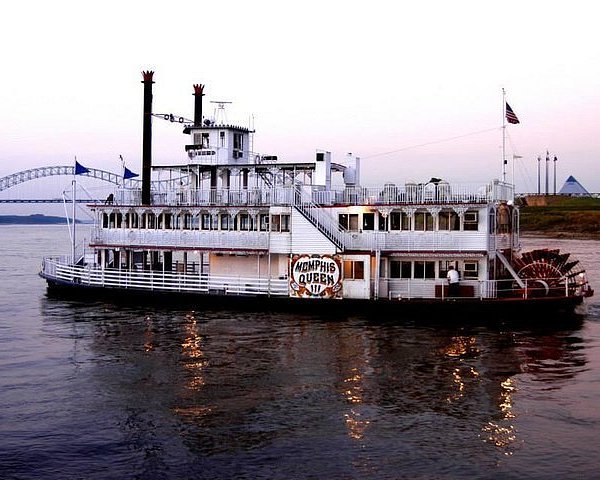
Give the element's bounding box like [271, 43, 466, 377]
[210, 100, 231, 125]
[70, 156, 78, 265]
[502, 88, 507, 183]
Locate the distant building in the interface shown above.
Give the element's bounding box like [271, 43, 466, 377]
[558, 175, 591, 196]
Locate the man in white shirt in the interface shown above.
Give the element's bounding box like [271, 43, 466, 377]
[447, 265, 460, 297]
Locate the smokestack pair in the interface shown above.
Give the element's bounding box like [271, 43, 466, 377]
[140, 72, 205, 205]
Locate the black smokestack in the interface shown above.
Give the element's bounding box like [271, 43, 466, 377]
[193, 84, 205, 126]
[141, 70, 154, 205]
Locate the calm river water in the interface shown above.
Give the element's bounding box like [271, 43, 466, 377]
[1, 226, 599, 479]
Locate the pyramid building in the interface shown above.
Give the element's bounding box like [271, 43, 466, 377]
[558, 175, 591, 196]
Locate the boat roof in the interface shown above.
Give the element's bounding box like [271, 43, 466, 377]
[152, 162, 347, 173]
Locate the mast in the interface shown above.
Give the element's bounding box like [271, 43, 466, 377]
[72, 164, 76, 265]
[502, 88, 507, 182]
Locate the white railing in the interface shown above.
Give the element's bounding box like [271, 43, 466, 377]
[42, 257, 581, 301]
[343, 231, 488, 251]
[41, 257, 289, 297]
[109, 181, 513, 209]
[115, 187, 294, 207]
[314, 181, 513, 205]
[292, 185, 348, 249]
[379, 276, 575, 300]
[91, 228, 269, 250]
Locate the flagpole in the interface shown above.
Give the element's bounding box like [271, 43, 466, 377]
[502, 88, 506, 182]
[512, 154, 515, 189]
[72, 157, 77, 265]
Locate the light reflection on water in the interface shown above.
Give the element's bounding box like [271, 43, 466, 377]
[0, 227, 599, 479]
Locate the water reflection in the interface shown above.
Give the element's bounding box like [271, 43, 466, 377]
[39, 299, 589, 472]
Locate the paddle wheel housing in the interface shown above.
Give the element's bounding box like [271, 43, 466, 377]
[511, 248, 593, 298]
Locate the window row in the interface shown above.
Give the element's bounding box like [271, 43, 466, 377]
[102, 212, 290, 232]
[192, 131, 232, 149]
[339, 210, 479, 232]
[327, 259, 479, 280]
[388, 260, 479, 280]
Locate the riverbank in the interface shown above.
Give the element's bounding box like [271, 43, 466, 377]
[518, 195, 600, 240]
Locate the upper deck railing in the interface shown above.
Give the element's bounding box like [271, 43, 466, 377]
[109, 180, 513, 208]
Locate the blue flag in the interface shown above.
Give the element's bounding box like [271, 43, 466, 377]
[75, 160, 90, 175]
[123, 166, 139, 180]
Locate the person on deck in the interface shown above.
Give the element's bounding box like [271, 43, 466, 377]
[447, 265, 460, 297]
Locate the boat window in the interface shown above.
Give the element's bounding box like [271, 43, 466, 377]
[259, 214, 269, 231]
[390, 211, 411, 231]
[362, 213, 375, 231]
[343, 260, 364, 280]
[463, 261, 479, 279]
[201, 132, 210, 148]
[439, 210, 460, 231]
[270, 214, 289, 232]
[338, 213, 359, 231]
[191, 214, 200, 230]
[102, 213, 109, 228]
[497, 203, 512, 233]
[239, 213, 251, 231]
[220, 213, 230, 231]
[378, 214, 387, 231]
[464, 211, 479, 231]
[163, 213, 172, 229]
[414, 261, 436, 279]
[414, 212, 434, 231]
[184, 213, 193, 230]
[271, 214, 281, 232]
[438, 260, 457, 278]
[390, 212, 401, 230]
[220, 131, 225, 147]
[390, 260, 412, 279]
[201, 213, 212, 230]
[233, 133, 244, 159]
[125, 212, 138, 228]
[488, 209, 496, 234]
[147, 213, 156, 229]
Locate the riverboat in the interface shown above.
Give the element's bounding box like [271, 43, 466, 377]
[40, 72, 594, 317]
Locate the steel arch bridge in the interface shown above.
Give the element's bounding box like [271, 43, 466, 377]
[0, 165, 190, 198]
[0, 166, 134, 193]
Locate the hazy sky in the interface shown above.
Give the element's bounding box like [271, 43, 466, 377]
[1, 0, 598, 198]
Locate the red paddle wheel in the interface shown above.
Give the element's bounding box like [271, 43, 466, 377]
[511, 248, 591, 297]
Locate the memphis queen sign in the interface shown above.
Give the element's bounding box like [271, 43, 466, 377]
[289, 254, 343, 299]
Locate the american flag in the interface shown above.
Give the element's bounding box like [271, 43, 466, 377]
[505, 102, 520, 124]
